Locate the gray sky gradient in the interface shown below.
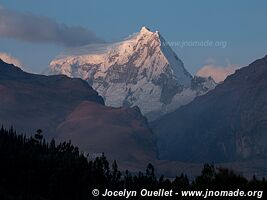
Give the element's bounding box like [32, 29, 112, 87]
[0, 0, 266, 74]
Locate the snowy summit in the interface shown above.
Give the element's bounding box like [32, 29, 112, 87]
[49, 27, 216, 120]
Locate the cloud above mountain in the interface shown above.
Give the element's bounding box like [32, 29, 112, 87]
[197, 63, 239, 83]
[0, 7, 103, 47]
[0, 52, 23, 67]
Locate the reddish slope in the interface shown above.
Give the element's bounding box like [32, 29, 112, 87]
[57, 102, 157, 169]
[0, 60, 157, 169]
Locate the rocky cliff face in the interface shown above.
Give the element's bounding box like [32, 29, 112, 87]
[0, 60, 157, 170]
[49, 27, 216, 120]
[152, 55, 267, 163]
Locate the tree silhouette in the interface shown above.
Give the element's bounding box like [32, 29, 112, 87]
[0, 125, 265, 200]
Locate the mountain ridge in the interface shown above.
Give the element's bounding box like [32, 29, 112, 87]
[0, 59, 157, 170]
[152, 55, 267, 163]
[49, 27, 216, 120]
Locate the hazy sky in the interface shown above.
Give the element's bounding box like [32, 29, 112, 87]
[0, 0, 267, 75]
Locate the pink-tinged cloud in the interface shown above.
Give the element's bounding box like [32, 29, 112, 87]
[196, 64, 239, 83]
[0, 52, 23, 68]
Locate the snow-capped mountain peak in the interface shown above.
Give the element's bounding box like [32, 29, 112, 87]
[49, 27, 216, 120]
[139, 26, 153, 35]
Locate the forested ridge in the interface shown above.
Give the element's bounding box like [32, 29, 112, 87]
[0, 126, 265, 200]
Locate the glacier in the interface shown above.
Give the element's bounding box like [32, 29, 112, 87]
[49, 27, 216, 120]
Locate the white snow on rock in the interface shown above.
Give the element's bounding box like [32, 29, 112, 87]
[49, 27, 216, 121]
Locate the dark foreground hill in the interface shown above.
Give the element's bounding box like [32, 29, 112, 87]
[0, 60, 157, 170]
[152, 55, 267, 163]
[0, 127, 265, 200]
